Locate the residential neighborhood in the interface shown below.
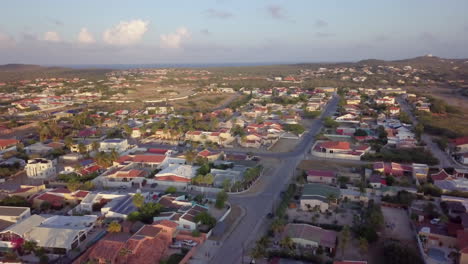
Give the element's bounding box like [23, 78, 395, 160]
[0, 56, 468, 264]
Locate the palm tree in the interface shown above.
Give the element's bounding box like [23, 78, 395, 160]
[107, 221, 121, 233]
[22, 240, 38, 254]
[359, 237, 368, 255]
[271, 218, 285, 234]
[340, 225, 351, 258]
[132, 193, 145, 208]
[91, 141, 100, 152]
[280, 236, 294, 250]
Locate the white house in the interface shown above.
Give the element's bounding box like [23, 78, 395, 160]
[99, 138, 129, 153]
[25, 158, 56, 179]
[0, 206, 31, 223]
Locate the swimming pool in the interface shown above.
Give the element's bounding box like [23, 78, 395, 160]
[427, 248, 446, 262]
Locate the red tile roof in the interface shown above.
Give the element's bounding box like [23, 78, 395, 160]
[431, 169, 453, 181]
[319, 141, 350, 150]
[35, 193, 64, 206]
[156, 175, 191, 182]
[73, 191, 89, 198]
[0, 139, 19, 148]
[148, 148, 169, 155]
[115, 170, 147, 178]
[453, 137, 468, 146]
[133, 154, 166, 163]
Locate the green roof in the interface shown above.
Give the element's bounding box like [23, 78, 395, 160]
[301, 183, 340, 201]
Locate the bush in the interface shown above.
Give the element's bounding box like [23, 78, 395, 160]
[362, 148, 439, 165]
[215, 191, 228, 209]
[165, 186, 177, 194]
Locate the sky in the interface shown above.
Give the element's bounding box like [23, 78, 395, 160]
[0, 0, 467, 65]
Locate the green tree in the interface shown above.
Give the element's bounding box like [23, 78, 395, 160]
[215, 191, 228, 209]
[22, 240, 38, 254]
[323, 116, 339, 128]
[78, 143, 87, 154]
[340, 225, 351, 258]
[359, 237, 369, 254]
[165, 186, 177, 194]
[280, 236, 294, 250]
[107, 221, 121, 233]
[132, 193, 145, 208]
[194, 211, 216, 228]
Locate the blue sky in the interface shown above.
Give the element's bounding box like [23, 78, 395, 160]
[0, 0, 467, 64]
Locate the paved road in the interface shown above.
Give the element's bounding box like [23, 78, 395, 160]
[207, 95, 339, 264]
[397, 97, 460, 168]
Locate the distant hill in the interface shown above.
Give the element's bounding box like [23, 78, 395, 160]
[0, 64, 111, 82]
[0, 64, 49, 72]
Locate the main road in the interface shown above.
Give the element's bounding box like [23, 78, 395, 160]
[208, 95, 339, 264]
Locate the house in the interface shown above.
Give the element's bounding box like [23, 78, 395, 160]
[413, 163, 429, 180]
[155, 165, 198, 183]
[462, 154, 468, 165]
[0, 206, 31, 223]
[388, 107, 400, 115]
[0, 215, 97, 254]
[0, 139, 18, 152]
[307, 170, 336, 184]
[316, 141, 351, 153]
[99, 138, 129, 153]
[452, 137, 468, 153]
[373, 162, 412, 177]
[132, 154, 167, 169]
[369, 174, 384, 188]
[282, 223, 337, 253]
[340, 189, 370, 204]
[25, 142, 53, 156]
[102, 195, 135, 219]
[313, 141, 368, 161]
[185, 130, 234, 146]
[177, 205, 208, 230]
[70, 141, 94, 153]
[25, 158, 56, 179]
[197, 149, 224, 162]
[77, 220, 188, 264]
[7, 184, 46, 199]
[300, 183, 340, 212]
[431, 169, 453, 181]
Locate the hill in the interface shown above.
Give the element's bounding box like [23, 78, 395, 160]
[0, 64, 112, 82]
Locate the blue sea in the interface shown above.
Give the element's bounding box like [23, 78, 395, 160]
[54, 62, 295, 70]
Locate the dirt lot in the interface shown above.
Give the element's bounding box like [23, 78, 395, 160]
[381, 206, 414, 242]
[269, 138, 299, 153]
[126, 82, 196, 100]
[174, 93, 238, 111]
[297, 159, 365, 172]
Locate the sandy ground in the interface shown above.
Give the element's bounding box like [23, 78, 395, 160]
[381, 207, 415, 242]
[269, 138, 299, 153]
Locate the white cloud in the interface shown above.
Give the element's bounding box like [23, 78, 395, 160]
[103, 19, 149, 45]
[43, 31, 61, 42]
[0, 32, 15, 48]
[77, 28, 95, 44]
[160, 27, 190, 49]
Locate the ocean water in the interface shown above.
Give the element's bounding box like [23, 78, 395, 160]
[55, 62, 294, 70]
